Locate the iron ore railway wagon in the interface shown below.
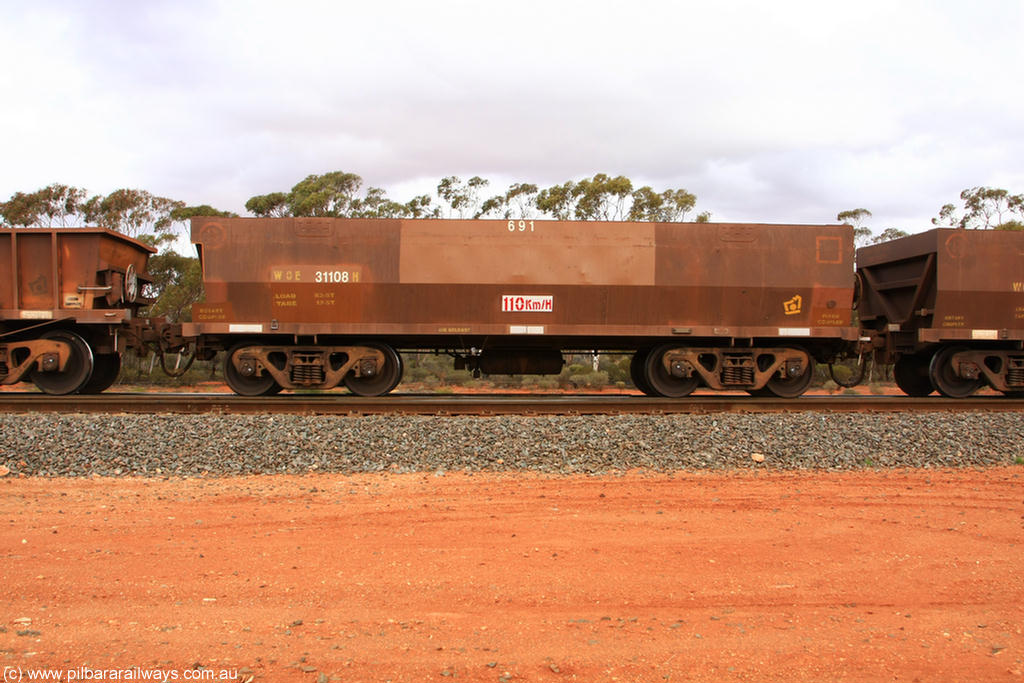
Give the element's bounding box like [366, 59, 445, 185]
[857, 228, 1024, 397]
[0, 228, 155, 394]
[2, 219, 1021, 399]
[186, 217, 859, 398]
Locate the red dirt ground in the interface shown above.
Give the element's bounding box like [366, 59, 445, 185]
[2, 469, 1023, 682]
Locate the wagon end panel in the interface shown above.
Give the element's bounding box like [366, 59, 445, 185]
[189, 217, 402, 331]
[653, 223, 856, 334]
[930, 229, 1024, 338]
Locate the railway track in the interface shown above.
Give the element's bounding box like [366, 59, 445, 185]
[0, 392, 1021, 415]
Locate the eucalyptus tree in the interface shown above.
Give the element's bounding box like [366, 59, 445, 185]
[838, 208, 874, 246]
[436, 175, 490, 218]
[479, 183, 540, 219]
[0, 183, 89, 227]
[629, 186, 697, 222]
[934, 186, 1024, 230]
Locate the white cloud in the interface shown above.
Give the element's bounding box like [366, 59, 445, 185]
[1, 0, 1022, 241]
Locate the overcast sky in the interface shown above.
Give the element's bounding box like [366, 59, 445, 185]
[2, 0, 1022, 239]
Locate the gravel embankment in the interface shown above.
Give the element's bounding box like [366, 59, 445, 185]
[0, 412, 1021, 477]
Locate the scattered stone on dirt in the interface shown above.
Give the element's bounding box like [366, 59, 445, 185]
[2, 469, 1022, 682]
[0, 411, 1020, 477]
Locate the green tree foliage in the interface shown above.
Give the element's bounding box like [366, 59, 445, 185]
[244, 192, 289, 217]
[573, 174, 633, 220]
[244, 171, 437, 219]
[535, 181, 579, 220]
[436, 175, 490, 218]
[535, 174, 635, 221]
[404, 194, 439, 219]
[241, 170, 706, 224]
[0, 183, 89, 226]
[0, 184, 190, 246]
[143, 252, 203, 322]
[933, 202, 959, 228]
[166, 205, 240, 247]
[932, 186, 1024, 230]
[837, 208, 909, 245]
[0, 191, 42, 226]
[536, 174, 703, 222]
[871, 227, 910, 243]
[629, 186, 697, 222]
[479, 183, 539, 219]
[287, 171, 363, 217]
[170, 205, 238, 221]
[350, 186, 415, 218]
[837, 208, 874, 246]
[82, 189, 185, 245]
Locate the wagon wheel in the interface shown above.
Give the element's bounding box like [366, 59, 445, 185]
[893, 353, 934, 397]
[643, 344, 699, 398]
[344, 344, 404, 397]
[223, 344, 281, 396]
[80, 353, 122, 394]
[629, 349, 656, 396]
[30, 330, 95, 395]
[929, 346, 983, 398]
[763, 352, 815, 399]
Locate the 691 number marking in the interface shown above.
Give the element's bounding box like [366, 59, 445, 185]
[507, 220, 535, 233]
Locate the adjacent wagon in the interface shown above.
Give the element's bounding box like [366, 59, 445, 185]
[0, 228, 154, 394]
[857, 228, 1024, 397]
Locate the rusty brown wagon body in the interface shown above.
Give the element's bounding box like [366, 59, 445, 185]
[0, 228, 155, 394]
[187, 217, 859, 397]
[857, 228, 1024, 397]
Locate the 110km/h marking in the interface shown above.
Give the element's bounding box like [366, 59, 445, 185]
[502, 295, 554, 312]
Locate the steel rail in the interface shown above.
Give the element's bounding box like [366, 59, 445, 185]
[0, 392, 1022, 416]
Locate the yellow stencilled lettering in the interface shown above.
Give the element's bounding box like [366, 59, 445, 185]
[942, 314, 966, 328]
[315, 291, 336, 306]
[196, 306, 226, 321]
[274, 292, 298, 308]
[439, 327, 471, 334]
[817, 312, 844, 326]
[1014, 281, 1023, 292]
[272, 270, 301, 282]
[1016, 306, 1024, 320]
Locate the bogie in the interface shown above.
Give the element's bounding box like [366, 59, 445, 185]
[30, 330, 95, 396]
